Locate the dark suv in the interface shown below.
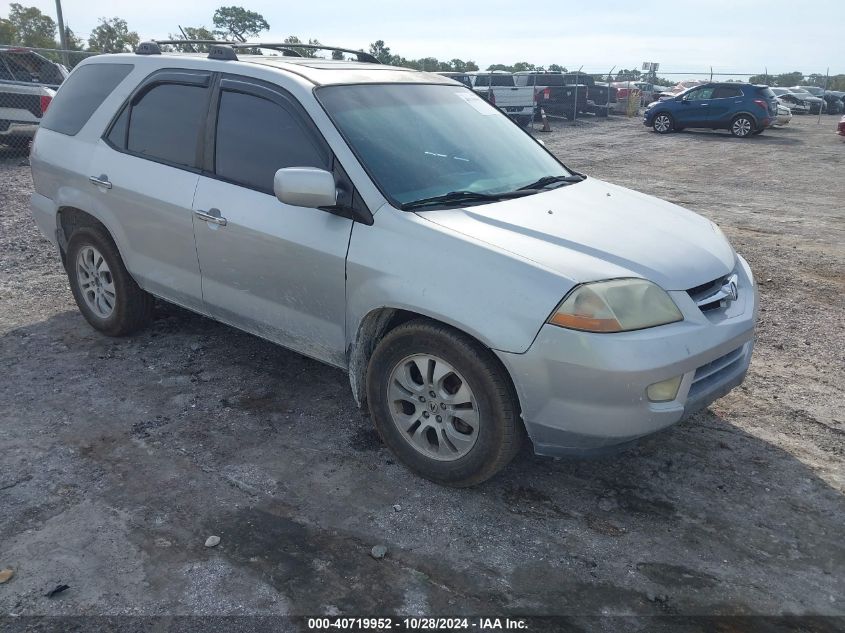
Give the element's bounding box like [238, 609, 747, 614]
[643, 83, 778, 138]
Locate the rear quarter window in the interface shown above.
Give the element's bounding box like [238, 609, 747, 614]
[40, 63, 133, 135]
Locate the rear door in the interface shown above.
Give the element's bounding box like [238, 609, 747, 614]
[191, 75, 353, 366]
[89, 70, 209, 312]
[709, 85, 744, 125]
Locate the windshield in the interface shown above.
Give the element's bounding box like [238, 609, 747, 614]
[316, 83, 570, 208]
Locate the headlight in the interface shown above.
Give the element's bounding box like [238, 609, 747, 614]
[548, 279, 683, 333]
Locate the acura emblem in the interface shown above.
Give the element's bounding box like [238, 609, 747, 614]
[721, 275, 739, 302]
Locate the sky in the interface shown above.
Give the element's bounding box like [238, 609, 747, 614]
[3, 0, 843, 76]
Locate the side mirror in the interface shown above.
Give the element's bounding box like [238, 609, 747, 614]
[273, 167, 337, 209]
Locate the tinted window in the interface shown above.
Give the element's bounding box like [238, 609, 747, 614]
[40, 63, 133, 136]
[713, 86, 742, 99]
[214, 90, 328, 192]
[473, 74, 515, 87]
[127, 83, 207, 167]
[684, 87, 715, 100]
[106, 106, 129, 148]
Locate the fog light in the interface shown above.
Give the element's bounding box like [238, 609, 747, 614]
[647, 375, 682, 402]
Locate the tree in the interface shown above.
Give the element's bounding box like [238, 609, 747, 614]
[331, 50, 344, 60]
[368, 40, 392, 64]
[548, 63, 567, 73]
[212, 6, 269, 42]
[167, 26, 215, 52]
[7, 3, 57, 48]
[63, 26, 84, 50]
[283, 36, 321, 58]
[88, 17, 139, 53]
[0, 18, 15, 44]
[465, 60, 479, 71]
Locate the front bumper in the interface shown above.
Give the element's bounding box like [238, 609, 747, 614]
[497, 256, 758, 457]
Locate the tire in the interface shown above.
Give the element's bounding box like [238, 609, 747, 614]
[652, 112, 673, 134]
[66, 226, 155, 336]
[751, 128, 764, 136]
[730, 115, 754, 138]
[366, 319, 522, 487]
[515, 115, 532, 127]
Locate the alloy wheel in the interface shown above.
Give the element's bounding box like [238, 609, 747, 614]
[76, 245, 116, 318]
[732, 117, 752, 137]
[654, 114, 671, 133]
[387, 354, 479, 461]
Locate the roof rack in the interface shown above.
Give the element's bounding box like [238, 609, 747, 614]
[138, 40, 380, 64]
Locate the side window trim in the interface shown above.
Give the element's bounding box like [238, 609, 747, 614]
[204, 73, 371, 220]
[101, 68, 214, 174]
[203, 74, 333, 193]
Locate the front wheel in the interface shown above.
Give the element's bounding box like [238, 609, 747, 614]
[730, 115, 754, 138]
[366, 320, 522, 487]
[652, 112, 673, 133]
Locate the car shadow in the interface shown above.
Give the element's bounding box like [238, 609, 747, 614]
[1, 305, 842, 618]
[674, 129, 802, 145]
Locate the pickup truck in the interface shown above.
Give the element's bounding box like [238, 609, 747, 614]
[464, 71, 535, 126]
[513, 72, 589, 119]
[0, 48, 66, 146]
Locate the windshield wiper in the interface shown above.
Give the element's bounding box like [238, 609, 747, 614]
[400, 190, 532, 211]
[517, 173, 586, 191]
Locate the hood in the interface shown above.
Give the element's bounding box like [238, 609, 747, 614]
[416, 177, 736, 291]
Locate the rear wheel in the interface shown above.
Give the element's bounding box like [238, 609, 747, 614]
[730, 115, 754, 138]
[66, 227, 155, 336]
[366, 320, 522, 487]
[652, 112, 673, 133]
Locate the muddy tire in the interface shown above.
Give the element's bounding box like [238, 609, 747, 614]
[366, 319, 522, 487]
[66, 226, 155, 336]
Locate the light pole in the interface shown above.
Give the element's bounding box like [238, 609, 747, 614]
[54, 0, 69, 66]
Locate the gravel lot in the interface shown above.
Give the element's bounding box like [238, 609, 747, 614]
[1, 114, 843, 626]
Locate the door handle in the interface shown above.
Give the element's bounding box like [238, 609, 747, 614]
[195, 208, 227, 226]
[89, 175, 112, 189]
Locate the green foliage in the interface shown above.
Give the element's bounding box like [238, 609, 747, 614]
[368, 40, 392, 64]
[88, 17, 139, 53]
[63, 26, 85, 50]
[367, 40, 475, 73]
[548, 64, 567, 73]
[166, 26, 216, 52]
[283, 36, 322, 58]
[0, 18, 15, 44]
[6, 3, 57, 48]
[212, 6, 269, 42]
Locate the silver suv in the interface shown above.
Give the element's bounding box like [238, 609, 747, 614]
[30, 42, 757, 486]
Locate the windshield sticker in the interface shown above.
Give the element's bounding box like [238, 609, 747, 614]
[456, 92, 496, 115]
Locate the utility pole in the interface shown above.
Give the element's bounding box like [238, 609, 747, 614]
[54, 0, 69, 66]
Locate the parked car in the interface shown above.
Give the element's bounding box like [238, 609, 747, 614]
[30, 44, 757, 485]
[0, 48, 64, 146]
[820, 91, 844, 114]
[838, 115, 845, 138]
[464, 71, 535, 126]
[774, 103, 792, 127]
[437, 71, 472, 88]
[644, 82, 778, 137]
[0, 47, 68, 86]
[770, 88, 811, 114]
[609, 82, 642, 113]
[626, 81, 672, 106]
[787, 87, 825, 114]
[513, 72, 589, 118]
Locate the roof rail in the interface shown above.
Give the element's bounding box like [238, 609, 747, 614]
[135, 41, 162, 55]
[145, 40, 381, 64]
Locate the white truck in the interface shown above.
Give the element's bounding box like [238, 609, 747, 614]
[0, 48, 65, 146]
[465, 71, 535, 126]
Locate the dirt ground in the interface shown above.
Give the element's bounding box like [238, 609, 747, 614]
[1, 114, 843, 628]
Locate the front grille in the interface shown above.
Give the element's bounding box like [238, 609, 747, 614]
[688, 346, 744, 399]
[687, 274, 730, 313]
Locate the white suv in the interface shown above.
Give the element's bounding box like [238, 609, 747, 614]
[30, 42, 756, 486]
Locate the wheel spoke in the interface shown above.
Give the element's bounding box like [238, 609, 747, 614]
[452, 407, 479, 429]
[442, 423, 476, 454]
[394, 363, 425, 395]
[442, 381, 472, 406]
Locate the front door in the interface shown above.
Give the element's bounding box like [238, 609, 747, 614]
[192, 77, 353, 367]
[677, 86, 716, 127]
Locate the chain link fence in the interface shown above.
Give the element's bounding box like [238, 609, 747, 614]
[1, 46, 843, 148]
